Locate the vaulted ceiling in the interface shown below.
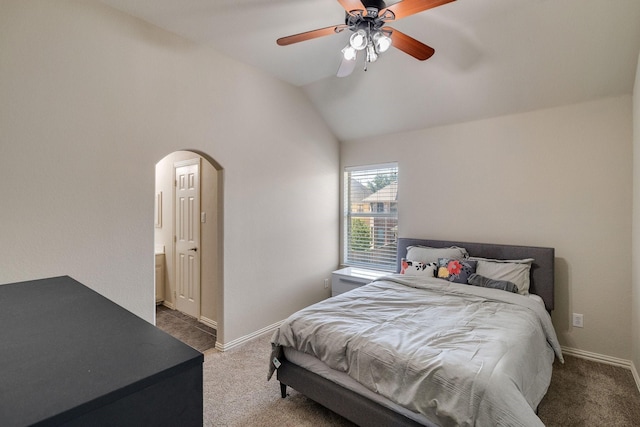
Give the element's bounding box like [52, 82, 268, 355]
[97, 0, 640, 141]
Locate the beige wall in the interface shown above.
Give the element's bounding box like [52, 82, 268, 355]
[0, 0, 339, 345]
[632, 51, 640, 373]
[343, 96, 633, 360]
[6, 0, 631, 357]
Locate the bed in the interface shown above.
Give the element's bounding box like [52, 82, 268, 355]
[269, 238, 563, 426]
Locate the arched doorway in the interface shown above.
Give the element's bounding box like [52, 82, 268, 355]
[154, 150, 223, 351]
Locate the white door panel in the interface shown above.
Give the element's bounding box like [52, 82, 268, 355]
[175, 160, 200, 318]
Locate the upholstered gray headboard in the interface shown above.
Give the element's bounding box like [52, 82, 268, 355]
[396, 238, 555, 312]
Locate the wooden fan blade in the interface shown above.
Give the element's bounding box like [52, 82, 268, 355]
[277, 24, 348, 46]
[337, 0, 366, 16]
[383, 26, 434, 60]
[382, 0, 455, 21]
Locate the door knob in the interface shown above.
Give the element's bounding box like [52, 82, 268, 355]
[188, 247, 198, 252]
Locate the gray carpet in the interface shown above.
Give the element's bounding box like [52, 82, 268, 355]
[203, 332, 354, 427]
[538, 354, 640, 426]
[202, 332, 640, 427]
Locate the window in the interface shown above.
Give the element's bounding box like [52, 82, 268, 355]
[344, 163, 398, 271]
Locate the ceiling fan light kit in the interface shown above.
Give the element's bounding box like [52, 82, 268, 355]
[277, 0, 456, 77]
[342, 45, 358, 61]
[372, 31, 392, 53]
[366, 43, 378, 63]
[349, 29, 368, 50]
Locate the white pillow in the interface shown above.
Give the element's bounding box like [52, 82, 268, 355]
[400, 258, 437, 277]
[470, 257, 534, 295]
[406, 246, 468, 264]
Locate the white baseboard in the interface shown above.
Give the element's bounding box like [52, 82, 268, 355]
[632, 362, 640, 394]
[561, 345, 640, 394]
[161, 301, 175, 310]
[561, 346, 632, 369]
[199, 315, 217, 330]
[215, 320, 283, 352]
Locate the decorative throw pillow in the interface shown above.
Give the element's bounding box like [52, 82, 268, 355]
[437, 258, 477, 284]
[400, 258, 437, 277]
[467, 273, 519, 293]
[470, 257, 534, 295]
[405, 245, 469, 264]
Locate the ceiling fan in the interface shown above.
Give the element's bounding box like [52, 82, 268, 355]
[277, 0, 455, 77]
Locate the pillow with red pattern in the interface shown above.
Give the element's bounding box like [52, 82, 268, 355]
[400, 258, 437, 277]
[437, 258, 477, 284]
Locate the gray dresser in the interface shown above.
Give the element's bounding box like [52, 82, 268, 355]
[0, 276, 203, 427]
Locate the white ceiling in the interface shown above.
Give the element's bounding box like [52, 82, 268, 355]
[97, 0, 640, 141]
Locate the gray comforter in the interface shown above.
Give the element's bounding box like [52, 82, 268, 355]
[270, 275, 564, 426]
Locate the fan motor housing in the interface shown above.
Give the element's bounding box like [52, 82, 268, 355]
[362, 0, 387, 10]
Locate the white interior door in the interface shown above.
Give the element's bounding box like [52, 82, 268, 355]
[174, 159, 201, 318]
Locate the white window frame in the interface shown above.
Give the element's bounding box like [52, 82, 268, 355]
[343, 163, 398, 272]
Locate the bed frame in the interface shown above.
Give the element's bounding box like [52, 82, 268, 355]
[277, 238, 555, 426]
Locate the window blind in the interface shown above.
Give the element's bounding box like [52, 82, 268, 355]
[344, 163, 398, 271]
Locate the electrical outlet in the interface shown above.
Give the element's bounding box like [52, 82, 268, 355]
[572, 313, 584, 328]
[324, 278, 329, 289]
